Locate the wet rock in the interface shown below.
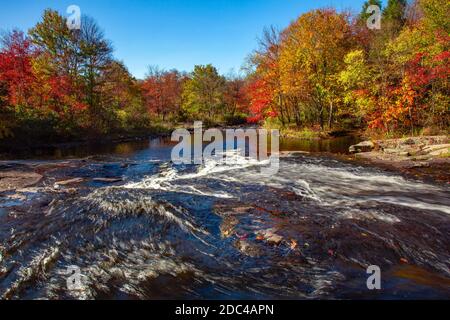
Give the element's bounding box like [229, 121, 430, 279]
[258, 229, 283, 245]
[220, 216, 239, 238]
[384, 148, 412, 157]
[403, 162, 430, 169]
[267, 234, 283, 245]
[280, 151, 310, 157]
[5, 193, 27, 201]
[397, 151, 411, 157]
[54, 178, 84, 187]
[0, 171, 43, 192]
[16, 187, 41, 193]
[235, 239, 262, 257]
[230, 206, 253, 214]
[93, 177, 123, 183]
[349, 141, 375, 153]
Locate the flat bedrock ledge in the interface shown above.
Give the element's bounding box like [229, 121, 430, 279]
[349, 136, 450, 168]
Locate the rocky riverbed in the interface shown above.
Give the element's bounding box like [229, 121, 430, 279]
[0, 136, 449, 299]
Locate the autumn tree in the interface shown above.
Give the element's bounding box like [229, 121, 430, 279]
[141, 67, 185, 121]
[278, 9, 354, 129]
[27, 10, 85, 133]
[247, 26, 285, 125]
[29, 11, 113, 133]
[339, 0, 449, 134]
[0, 30, 35, 107]
[223, 75, 249, 124]
[0, 30, 36, 137]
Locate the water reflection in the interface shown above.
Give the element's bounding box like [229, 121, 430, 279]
[0, 134, 361, 160]
[280, 136, 361, 154]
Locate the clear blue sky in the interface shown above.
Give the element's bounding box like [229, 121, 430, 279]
[0, 0, 378, 79]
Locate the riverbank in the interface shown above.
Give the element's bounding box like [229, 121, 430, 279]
[264, 123, 358, 140]
[348, 136, 450, 183]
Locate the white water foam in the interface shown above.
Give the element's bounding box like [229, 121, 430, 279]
[124, 150, 270, 199]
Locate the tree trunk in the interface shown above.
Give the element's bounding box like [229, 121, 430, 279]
[328, 101, 333, 129]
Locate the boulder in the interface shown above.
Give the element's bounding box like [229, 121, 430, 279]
[349, 141, 375, 153]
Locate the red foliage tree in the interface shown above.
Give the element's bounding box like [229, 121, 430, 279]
[141, 69, 184, 120]
[0, 30, 36, 107]
[245, 78, 273, 123]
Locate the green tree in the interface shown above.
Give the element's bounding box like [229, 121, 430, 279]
[78, 16, 113, 132]
[383, 0, 407, 35]
[182, 64, 226, 121]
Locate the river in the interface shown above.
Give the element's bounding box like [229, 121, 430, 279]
[0, 135, 449, 299]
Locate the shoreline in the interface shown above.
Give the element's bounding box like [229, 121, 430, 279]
[346, 136, 450, 184]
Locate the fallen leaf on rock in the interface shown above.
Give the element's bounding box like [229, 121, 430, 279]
[290, 240, 298, 250]
[256, 234, 265, 241]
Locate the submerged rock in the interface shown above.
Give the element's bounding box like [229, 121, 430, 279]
[0, 171, 43, 192]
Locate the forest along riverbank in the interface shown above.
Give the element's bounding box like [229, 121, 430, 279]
[0, 134, 449, 299]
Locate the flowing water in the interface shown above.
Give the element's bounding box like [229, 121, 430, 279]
[0, 136, 449, 299]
